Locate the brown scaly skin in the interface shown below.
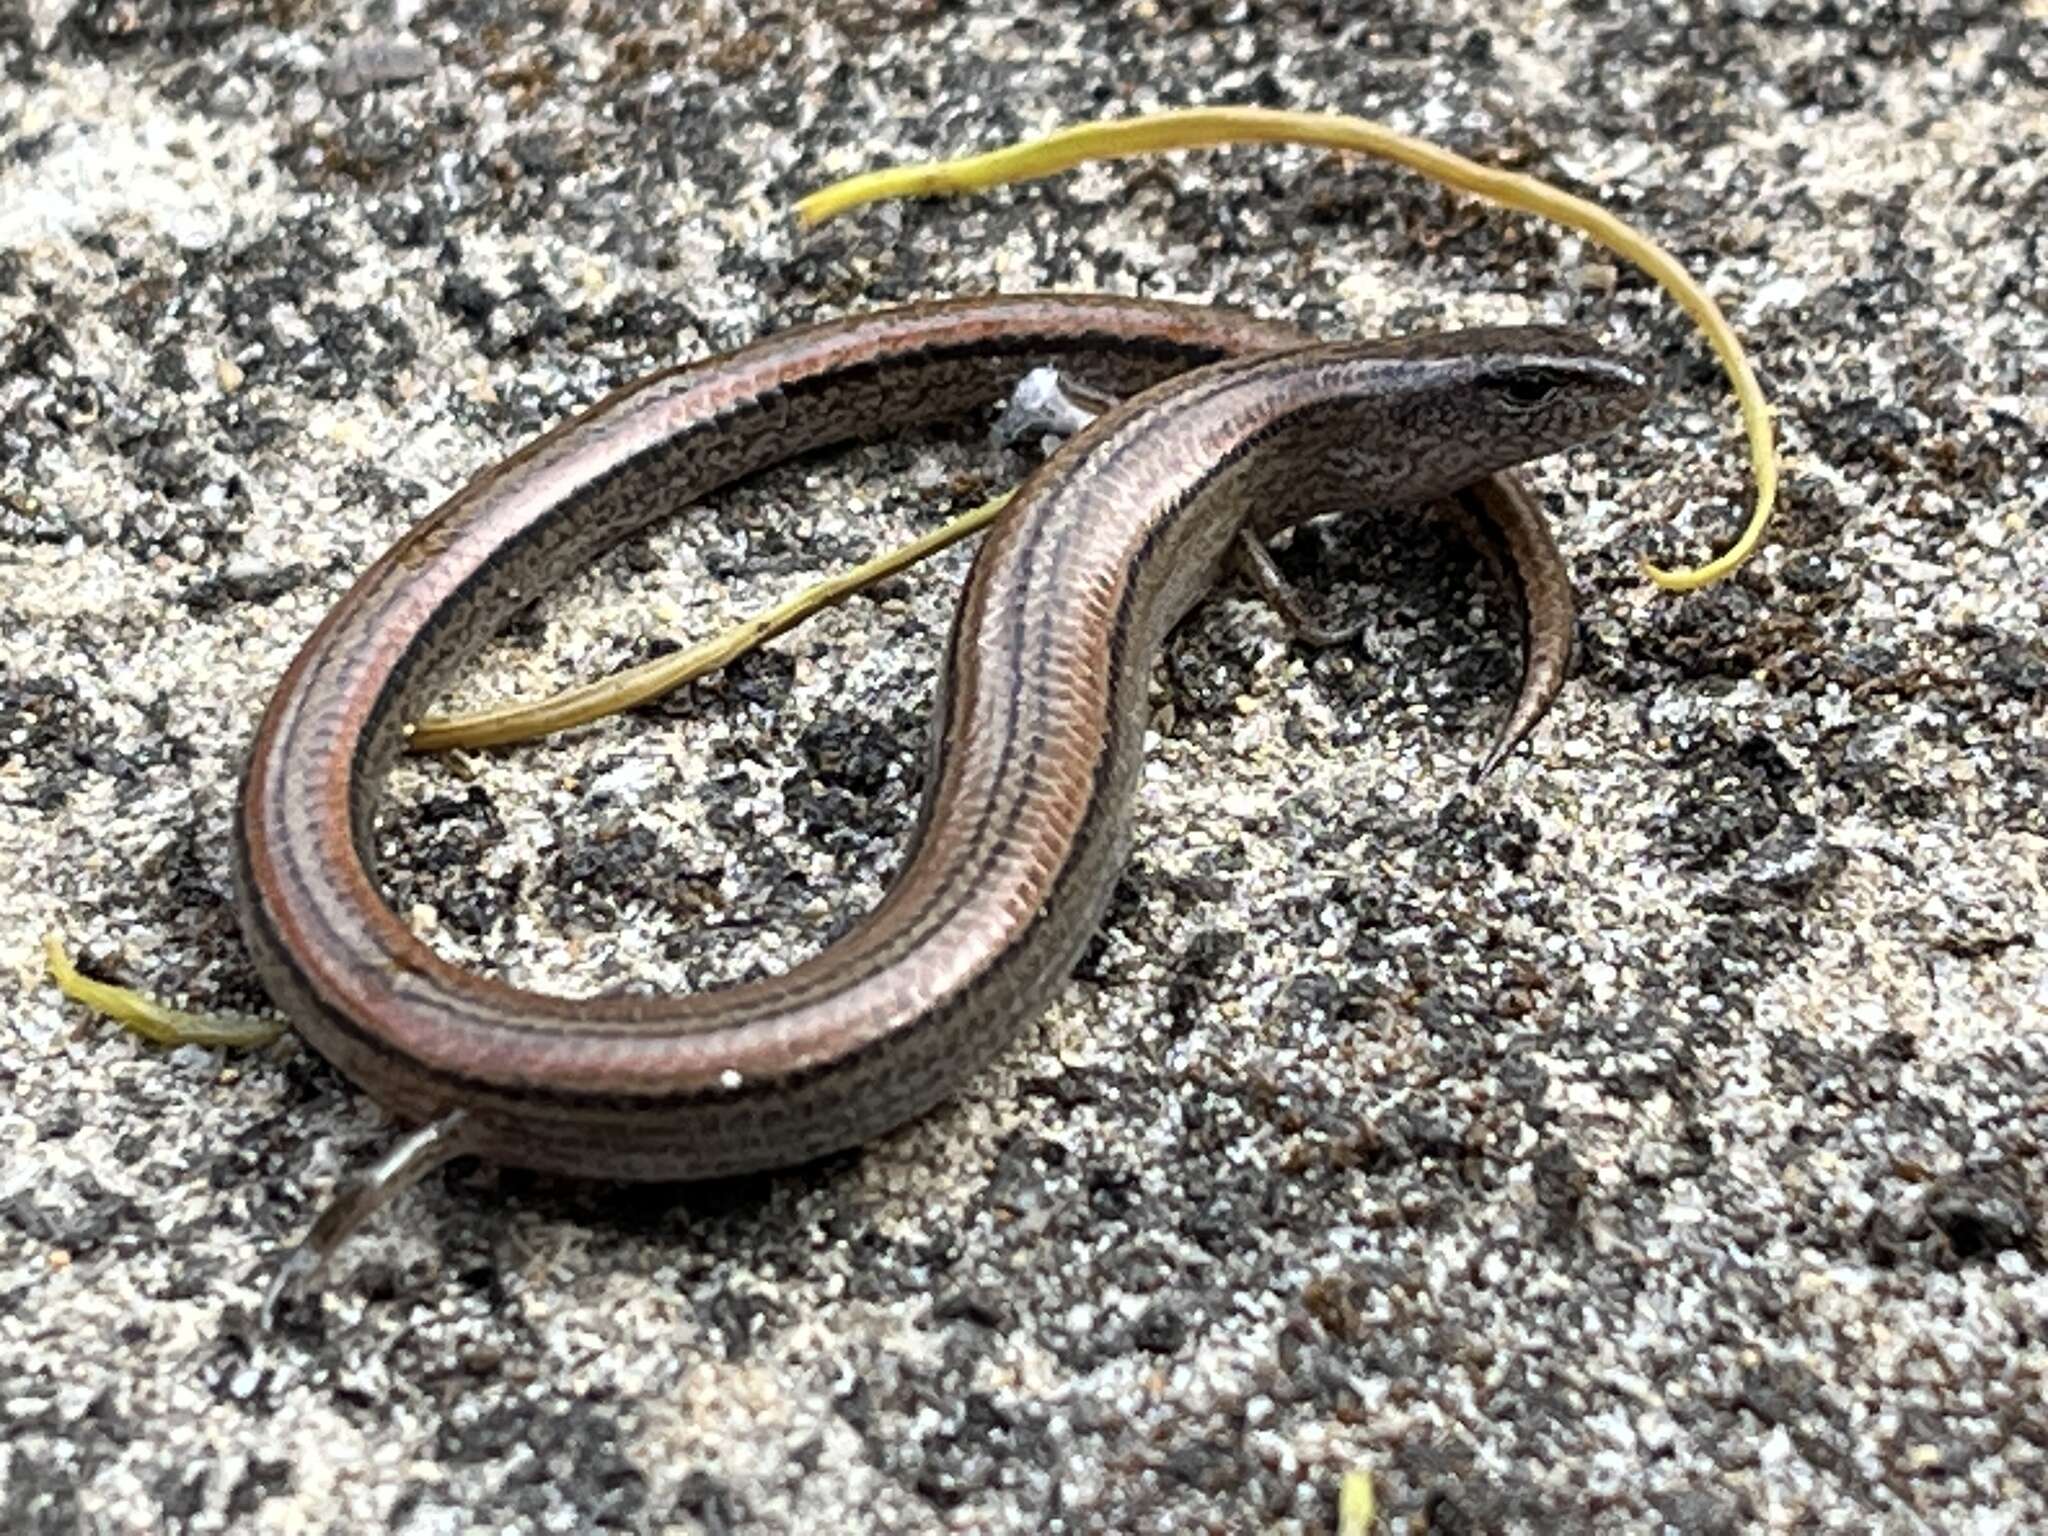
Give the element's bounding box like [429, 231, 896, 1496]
[234, 294, 1652, 1287]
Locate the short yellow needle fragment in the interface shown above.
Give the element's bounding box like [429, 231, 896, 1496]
[408, 491, 1014, 751]
[43, 933, 283, 1048]
[1338, 1468, 1377, 1535]
[797, 105, 1778, 593]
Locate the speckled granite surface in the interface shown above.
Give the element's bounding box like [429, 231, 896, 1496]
[2, 3, 2043, 1532]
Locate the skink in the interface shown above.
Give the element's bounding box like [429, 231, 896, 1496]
[233, 294, 1652, 1277]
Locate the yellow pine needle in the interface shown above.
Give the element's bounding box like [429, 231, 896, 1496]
[1338, 1468, 1377, 1534]
[43, 933, 282, 1048]
[798, 105, 1777, 592]
[408, 492, 1011, 751]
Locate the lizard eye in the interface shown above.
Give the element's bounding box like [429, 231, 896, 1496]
[1494, 369, 1564, 411]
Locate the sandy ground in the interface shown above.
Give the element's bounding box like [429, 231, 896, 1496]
[2, 2, 2043, 1532]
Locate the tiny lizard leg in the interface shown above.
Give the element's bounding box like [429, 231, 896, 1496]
[991, 365, 1117, 446]
[263, 1111, 478, 1326]
[1233, 529, 1368, 647]
[1232, 473, 1579, 780]
[44, 933, 283, 1047]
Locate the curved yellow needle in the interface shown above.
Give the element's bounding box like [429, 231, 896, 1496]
[798, 105, 1778, 593]
[44, 933, 283, 1047]
[408, 492, 1012, 751]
